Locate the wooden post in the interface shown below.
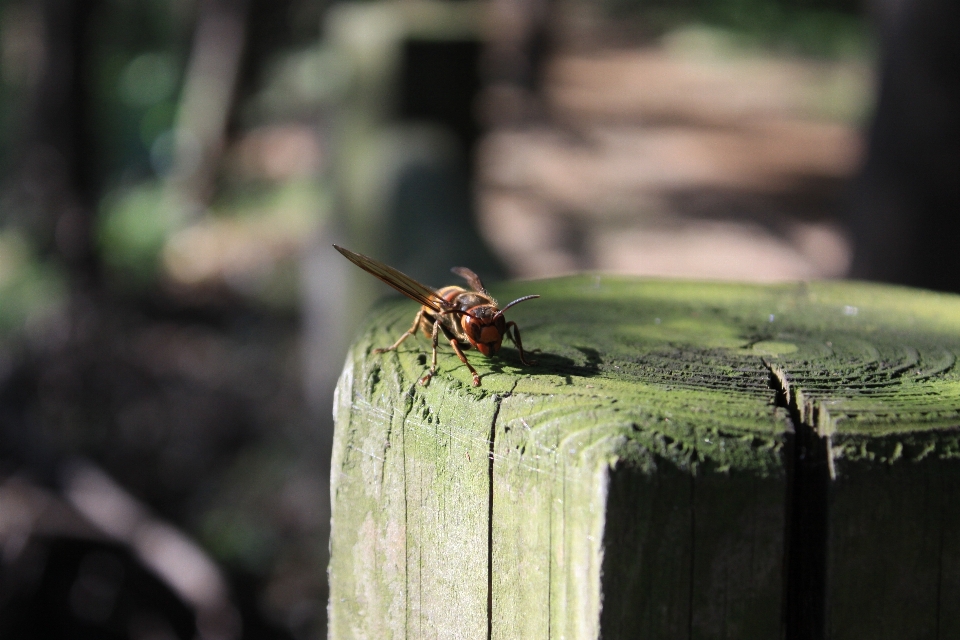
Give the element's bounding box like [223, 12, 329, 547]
[328, 276, 960, 639]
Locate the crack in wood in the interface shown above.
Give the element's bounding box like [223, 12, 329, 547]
[768, 363, 828, 640]
[487, 381, 517, 640]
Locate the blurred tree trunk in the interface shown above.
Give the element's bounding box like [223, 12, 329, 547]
[18, 0, 101, 284]
[167, 0, 250, 210]
[850, 0, 960, 293]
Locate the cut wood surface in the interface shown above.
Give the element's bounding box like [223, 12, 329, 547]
[328, 276, 960, 639]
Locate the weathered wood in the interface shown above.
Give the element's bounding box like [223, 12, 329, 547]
[328, 277, 960, 639]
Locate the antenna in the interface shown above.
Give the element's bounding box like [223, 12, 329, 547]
[494, 295, 540, 319]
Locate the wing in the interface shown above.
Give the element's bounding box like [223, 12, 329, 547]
[451, 266, 488, 294]
[334, 245, 449, 312]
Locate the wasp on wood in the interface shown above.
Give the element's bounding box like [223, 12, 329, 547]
[334, 245, 539, 387]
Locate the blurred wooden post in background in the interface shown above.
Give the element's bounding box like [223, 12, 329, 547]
[302, 0, 500, 412]
[329, 276, 960, 639]
[325, 0, 497, 287]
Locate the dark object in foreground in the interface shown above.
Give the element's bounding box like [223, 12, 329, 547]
[333, 245, 538, 386]
[0, 537, 195, 640]
[850, 0, 960, 293]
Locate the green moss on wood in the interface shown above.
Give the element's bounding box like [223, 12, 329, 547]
[329, 276, 960, 639]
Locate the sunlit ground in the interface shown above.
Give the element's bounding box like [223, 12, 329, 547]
[477, 26, 871, 282]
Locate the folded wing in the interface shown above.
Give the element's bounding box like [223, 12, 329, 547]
[334, 245, 449, 312]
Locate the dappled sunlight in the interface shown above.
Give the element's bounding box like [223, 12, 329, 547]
[591, 219, 850, 281]
[160, 181, 325, 295]
[478, 29, 870, 282]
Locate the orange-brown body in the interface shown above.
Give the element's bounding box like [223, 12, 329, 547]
[424, 286, 508, 357]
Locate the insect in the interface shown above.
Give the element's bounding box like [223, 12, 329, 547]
[334, 245, 539, 387]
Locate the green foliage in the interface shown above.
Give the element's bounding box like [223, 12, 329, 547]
[0, 230, 66, 338]
[96, 182, 187, 285]
[601, 0, 871, 60]
[87, 0, 192, 182]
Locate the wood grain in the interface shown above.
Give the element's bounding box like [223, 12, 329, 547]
[329, 276, 960, 639]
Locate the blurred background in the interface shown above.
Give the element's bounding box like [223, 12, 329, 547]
[0, 0, 957, 637]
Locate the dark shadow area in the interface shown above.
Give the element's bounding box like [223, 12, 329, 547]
[774, 373, 828, 640]
[663, 175, 850, 231]
[399, 40, 484, 170]
[486, 345, 603, 380]
[599, 459, 694, 638]
[0, 298, 305, 640]
[849, 0, 960, 293]
[600, 436, 799, 638]
[0, 537, 196, 640]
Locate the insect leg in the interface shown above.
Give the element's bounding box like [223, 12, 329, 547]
[418, 316, 442, 386]
[374, 309, 425, 354]
[505, 321, 537, 365]
[448, 339, 481, 386]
